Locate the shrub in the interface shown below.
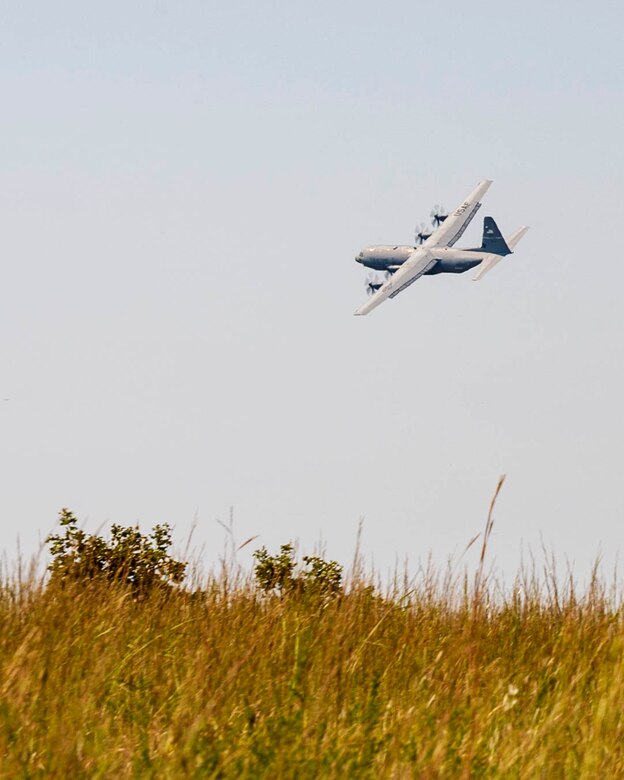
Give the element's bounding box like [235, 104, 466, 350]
[46, 508, 187, 593]
[253, 543, 342, 597]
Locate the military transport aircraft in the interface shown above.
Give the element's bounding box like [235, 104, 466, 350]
[354, 180, 528, 316]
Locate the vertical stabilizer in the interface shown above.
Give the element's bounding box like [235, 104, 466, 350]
[481, 217, 512, 256]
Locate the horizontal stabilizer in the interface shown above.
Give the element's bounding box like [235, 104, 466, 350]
[506, 225, 529, 250]
[472, 253, 504, 281]
[473, 226, 529, 281]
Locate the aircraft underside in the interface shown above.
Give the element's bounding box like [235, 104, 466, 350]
[360, 255, 481, 275]
[424, 259, 481, 275]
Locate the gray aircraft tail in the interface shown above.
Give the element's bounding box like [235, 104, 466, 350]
[480, 217, 512, 256]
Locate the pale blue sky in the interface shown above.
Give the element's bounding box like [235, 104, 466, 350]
[1, 0, 623, 581]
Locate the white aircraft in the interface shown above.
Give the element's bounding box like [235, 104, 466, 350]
[354, 180, 528, 316]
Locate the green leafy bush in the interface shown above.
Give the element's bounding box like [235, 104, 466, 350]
[46, 508, 186, 592]
[253, 543, 342, 596]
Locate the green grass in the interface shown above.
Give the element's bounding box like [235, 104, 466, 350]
[0, 555, 623, 778]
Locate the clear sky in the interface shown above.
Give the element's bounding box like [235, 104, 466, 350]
[1, 0, 623, 583]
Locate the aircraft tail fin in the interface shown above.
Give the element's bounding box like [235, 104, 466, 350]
[480, 217, 512, 256]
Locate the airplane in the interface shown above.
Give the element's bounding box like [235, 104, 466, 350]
[354, 180, 528, 316]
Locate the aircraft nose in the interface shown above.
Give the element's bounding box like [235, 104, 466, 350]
[355, 252, 364, 263]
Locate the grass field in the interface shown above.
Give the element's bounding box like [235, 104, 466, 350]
[1, 545, 623, 778]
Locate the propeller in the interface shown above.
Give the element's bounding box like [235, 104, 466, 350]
[415, 222, 432, 245]
[430, 204, 449, 228]
[365, 273, 387, 296]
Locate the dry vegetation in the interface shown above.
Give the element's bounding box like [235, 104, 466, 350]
[1, 495, 623, 777]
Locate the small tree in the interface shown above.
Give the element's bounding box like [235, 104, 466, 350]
[46, 508, 187, 593]
[253, 544, 342, 597]
[253, 544, 297, 596]
[301, 554, 343, 596]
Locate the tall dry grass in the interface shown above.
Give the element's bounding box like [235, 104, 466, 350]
[1, 482, 623, 777]
[0, 558, 622, 777]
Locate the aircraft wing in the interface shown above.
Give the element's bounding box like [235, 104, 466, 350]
[354, 247, 436, 316]
[425, 179, 493, 249]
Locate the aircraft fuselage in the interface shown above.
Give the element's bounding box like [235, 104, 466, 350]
[355, 245, 482, 276]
